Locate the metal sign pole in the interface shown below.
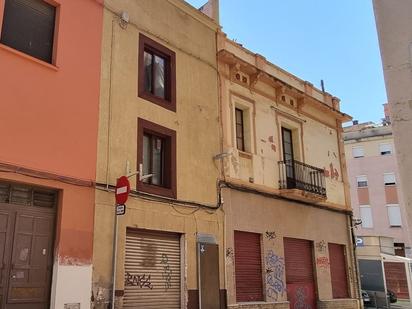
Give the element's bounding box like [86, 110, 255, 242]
[111, 207, 119, 309]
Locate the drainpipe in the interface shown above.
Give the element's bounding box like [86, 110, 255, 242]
[348, 214, 363, 309]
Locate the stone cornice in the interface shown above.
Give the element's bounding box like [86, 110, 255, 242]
[217, 40, 352, 123]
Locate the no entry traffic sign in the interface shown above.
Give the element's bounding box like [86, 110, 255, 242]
[115, 176, 130, 205]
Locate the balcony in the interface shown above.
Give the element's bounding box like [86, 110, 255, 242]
[278, 160, 326, 198]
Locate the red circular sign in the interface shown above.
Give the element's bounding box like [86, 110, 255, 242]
[115, 176, 130, 205]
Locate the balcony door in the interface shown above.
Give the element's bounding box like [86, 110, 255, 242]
[282, 127, 295, 189]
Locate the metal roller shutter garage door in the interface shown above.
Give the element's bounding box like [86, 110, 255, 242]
[234, 231, 263, 302]
[124, 229, 181, 308]
[284, 238, 317, 309]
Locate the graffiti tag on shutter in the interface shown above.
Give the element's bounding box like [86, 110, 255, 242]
[125, 272, 153, 289]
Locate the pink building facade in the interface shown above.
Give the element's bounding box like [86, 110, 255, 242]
[344, 117, 412, 258]
[0, 0, 103, 308]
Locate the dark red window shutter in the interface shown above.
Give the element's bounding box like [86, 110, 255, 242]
[1, 0, 56, 63]
[284, 238, 314, 283]
[234, 231, 263, 302]
[284, 238, 317, 309]
[329, 243, 349, 298]
[384, 262, 409, 299]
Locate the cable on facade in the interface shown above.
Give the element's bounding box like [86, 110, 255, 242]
[0, 163, 94, 188]
[95, 183, 223, 211]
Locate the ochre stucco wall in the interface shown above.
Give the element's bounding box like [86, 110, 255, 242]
[223, 188, 358, 307]
[96, 2, 220, 205]
[218, 60, 347, 208]
[93, 1, 222, 306]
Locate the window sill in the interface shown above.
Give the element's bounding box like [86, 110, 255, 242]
[389, 225, 402, 228]
[138, 90, 176, 112]
[238, 150, 253, 159]
[0, 43, 58, 71]
[137, 182, 176, 199]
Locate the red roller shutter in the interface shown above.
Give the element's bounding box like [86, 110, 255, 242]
[284, 238, 317, 309]
[384, 262, 409, 300]
[328, 243, 349, 298]
[234, 231, 263, 302]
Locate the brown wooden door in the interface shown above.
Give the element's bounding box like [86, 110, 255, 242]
[328, 243, 349, 299]
[284, 238, 317, 309]
[0, 209, 15, 308]
[0, 204, 55, 309]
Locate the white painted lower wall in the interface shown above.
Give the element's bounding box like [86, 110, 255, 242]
[50, 262, 93, 309]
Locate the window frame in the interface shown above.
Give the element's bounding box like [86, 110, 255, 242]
[235, 108, 245, 152]
[379, 143, 393, 156]
[352, 146, 364, 158]
[137, 118, 176, 198]
[142, 132, 165, 187]
[387, 204, 402, 227]
[359, 205, 373, 228]
[0, 0, 58, 64]
[356, 175, 368, 188]
[384, 172, 396, 186]
[138, 33, 176, 112]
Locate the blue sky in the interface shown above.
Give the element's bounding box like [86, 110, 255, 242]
[187, 0, 387, 124]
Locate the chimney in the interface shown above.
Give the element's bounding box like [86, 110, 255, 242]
[199, 0, 220, 24]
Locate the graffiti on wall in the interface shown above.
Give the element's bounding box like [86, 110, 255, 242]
[265, 250, 285, 301]
[315, 240, 326, 253]
[125, 272, 153, 289]
[226, 247, 234, 260]
[294, 286, 312, 309]
[323, 163, 339, 181]
[160, 254, 172, 291]
[265, 231, 277, 241]
[316, 256, 330, 269]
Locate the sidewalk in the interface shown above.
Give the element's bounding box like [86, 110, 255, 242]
[365, 301, 412, 309]
[390, 301, 412, 308]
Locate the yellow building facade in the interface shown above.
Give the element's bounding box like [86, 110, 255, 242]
[92, 1, 224, 308]
[217, 32, 361, 309]
[91, 1, 362, 308]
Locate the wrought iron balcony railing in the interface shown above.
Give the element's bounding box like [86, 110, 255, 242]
[278, 160, 326, 197]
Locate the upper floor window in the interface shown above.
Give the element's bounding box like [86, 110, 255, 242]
[138, 34, 176, 112]
[387, 204, 401, 227]
[282, 127, 294, 162]
[231, 97, 253, 154]
[384, 173, 396, 186]
[235, 108, 245, 151]
[352, 146, 364, 158]
[356, 175, 368, 188]
[379, 143, 392, 155]
[137, 118, 176, 198]
[360, 205, 373, 228]
[0, 0, 56, 63]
